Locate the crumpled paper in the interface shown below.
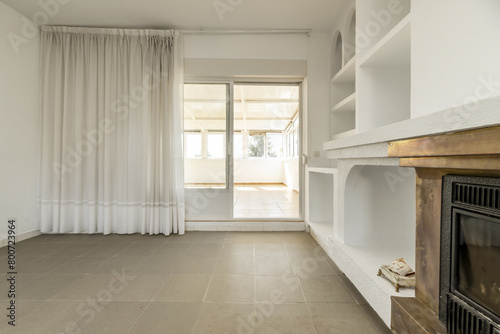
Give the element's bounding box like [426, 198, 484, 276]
[389, 258, 415, 276]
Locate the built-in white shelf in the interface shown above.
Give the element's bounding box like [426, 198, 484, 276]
[325, 238, 416, 324]
[307, 167, 337, 175]
[331, 57, 356, 84]
[332, 128, 356, 140]
[331, 93, 356, 113]
[359, 14, 411, 67]
[356, 11, 411, 134]
[331, 32, 343, 78]
[332, 241, 416, 299]
[324, 98, 500, 151]
[355, 0, 411, 60]
[306, 167, 337, 243]
[308, 221, 334, 245]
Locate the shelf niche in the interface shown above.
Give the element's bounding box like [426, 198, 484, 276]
[357, 66, 410, 132]
[344, 165, 416, 261]
[356, 13, 411, 133]
[331, 32, 343, 78]
[308, 171, 334, 226]
[356, 0, 411, 59]
[344, 9, 356, 64]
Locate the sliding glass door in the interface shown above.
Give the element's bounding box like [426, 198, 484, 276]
[184, 81, 302, 221]
[232, 84, 301, 219]
[184, 83, 234, 219]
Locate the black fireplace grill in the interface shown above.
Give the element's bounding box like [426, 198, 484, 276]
[453, 183, 500, 210]
[440, 175, 500, 334]
[448, 294, 489, 334]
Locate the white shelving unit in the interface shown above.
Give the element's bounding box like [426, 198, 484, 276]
[356, 0, 411, 60]
[331, 128, 356, 140]
[319, 0, 415, 326]
[343, 7, 356, 65]
[356, 3, 411, 134]
[331, 56, 356, 84]
[331, 92, 356, 113]
[319, 0, 500, 327]
[305, 167, 337, 243]
[330, 32, 343, 79]
[328, 0, 412, 139]
[330, 30, 356, 139]
[358, 14, 411, 67]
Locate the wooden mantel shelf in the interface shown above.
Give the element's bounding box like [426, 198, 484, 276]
[388, 126, 500, 158]
[389, 126, 500, 171]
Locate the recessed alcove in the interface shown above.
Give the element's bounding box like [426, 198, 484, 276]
[356, 0, 411, 58]
[345, 165, 415, 248]
[344, 10, 356, 63]
[357, 66, 410, 133]
[343, 165, 416, 294]
[331, 108, 356, 139]
[330, 32, 343, 77]
[306, 167, 336, 243]
[308, 172, 333, 224]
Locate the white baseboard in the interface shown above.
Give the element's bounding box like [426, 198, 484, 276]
[186, 221, 306, 232]
[0, 230, 41, 247]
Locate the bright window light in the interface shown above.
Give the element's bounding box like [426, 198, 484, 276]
[185, 133, 202, 158]
[207, 133, 224, 158]
[234, 133, 243, 159]
[293, 129, 298, 157]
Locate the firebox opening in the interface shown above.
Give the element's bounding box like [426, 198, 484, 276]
[452, 209, 500, 321]
[440, 175, 500, 334]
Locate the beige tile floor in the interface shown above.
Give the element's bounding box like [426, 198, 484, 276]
[234, 184, 300, 219]
[0, 232, 391, 334]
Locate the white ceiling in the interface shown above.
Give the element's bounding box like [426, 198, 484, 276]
[1, 0, 347, 32]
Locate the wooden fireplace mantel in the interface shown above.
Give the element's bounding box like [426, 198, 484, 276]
[388, 126, 500, 158]
[386, 125, 500, 334]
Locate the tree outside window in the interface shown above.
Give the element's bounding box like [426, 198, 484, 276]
[248, 135, 265, 158]
[267, 133, 283, 158]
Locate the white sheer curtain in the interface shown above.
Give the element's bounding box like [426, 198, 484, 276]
[39, 26, 184, 235]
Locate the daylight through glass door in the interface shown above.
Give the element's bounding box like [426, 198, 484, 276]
[232, 84, 300, 219]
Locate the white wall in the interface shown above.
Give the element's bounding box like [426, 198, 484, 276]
[412, 0, 500, 118]
[0, 3, 40, 241]
[185, 159, 284, 184]
[306, 33, 331, 167]
[235, 159, 284, 184]
[184, 33, 330, 169]
[184, 34, 309, 60]
[283, 158, 299, 191]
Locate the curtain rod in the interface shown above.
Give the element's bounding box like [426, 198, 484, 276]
[180, 29, 311, 36]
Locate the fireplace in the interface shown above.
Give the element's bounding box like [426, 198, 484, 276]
[440, 175, 500, 334]
[386, 126, 500, 334]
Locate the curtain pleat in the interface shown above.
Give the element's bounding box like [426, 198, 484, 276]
[38, 26, 185, 235]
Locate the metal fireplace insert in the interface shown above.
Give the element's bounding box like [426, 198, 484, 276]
[440, 175, 500, 334]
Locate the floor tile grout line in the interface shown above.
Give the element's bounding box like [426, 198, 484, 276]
[126, 236, 177, 334]
[57, 298, 94, 334]
[285, 235, 327, 334]
[358, 303, 391, 334]
[190, 235, 226, 333]
[124, 299, 154, 334]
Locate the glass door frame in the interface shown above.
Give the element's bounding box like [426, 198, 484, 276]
[184, 78, 304, 222]
[184, 80, 234, 220]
